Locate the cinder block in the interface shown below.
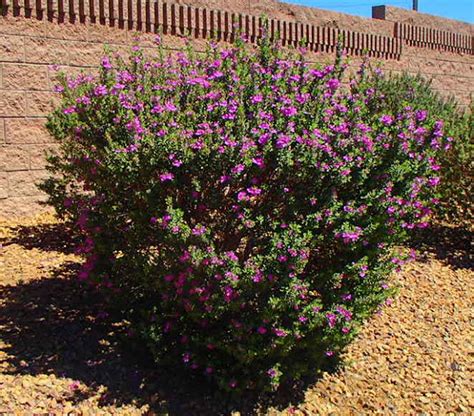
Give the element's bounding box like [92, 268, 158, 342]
[87, 22, 129, 44]
[26, 37, 69, 65]
[2, 63, 49, 91]
[0, 144, 30, 171]
[0, 119, 4, 144]
[0, 195, 51, 218]
[0, 34, 24, 63]
[65, 40, 105, 67]
[0, 171, 7, 200]
[29, 143, 58, 170]
[5, 118, 51, 144]
[0, 91, 26, 116]
[8, 169, 47, 197]
[0, 15, 47, 37]
[26, 91, 60, 117]
[44, 21, 89, 41]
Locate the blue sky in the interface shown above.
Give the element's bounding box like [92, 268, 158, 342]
[284, 0, 474, 24]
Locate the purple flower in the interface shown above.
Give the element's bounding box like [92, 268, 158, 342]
[165, 101, 177, 112]
[223, 286, 234, 302]
[252, 270, 263, 283]
[187, 77, 211, 88]
[251, 94, 263, 104]
[172, 159, 183, 167]
[117, 70, 134, 83]
[231, 164, 245, 175]
[68, 381, 80, 391]
[267, 368, 277, 378]
[94, 85, 107, 96]
[428, 177, 440, 187]
[225, 251, 239, 262]
[336, 227, 362, 244]
[53, 85, 64, 93]
[252, 157, 265, 168]
[274, 328, 287, 337]
[171, 225, 180, 233]
[192, 225, 206, 236]
[281, 106, 297, 117]
[341, 293, 352, 301]
[224, 271, 239, 282]
[247, 187, 262, 196]
[326, 313, 337, 328]
[101, 56, 112, 70]
[182, 352, 191, 363]
[159, 172, 174, 182]
[336, 306, 353, 321]
[380, 115, 394, 125]
[257, 326, 267, 334]
[276, 135, 291, 149]
[326, 78, 340, 90]
[76, 96, 91, 106]
[309, 69, 324, 78]
[126, 117, 144, 135]
[210, 71, 224, 79]
[237, 191, 248, 201]
[288, 248, 298, 257]
[415, 110, 427, 121]
[63, 106, 77, 114]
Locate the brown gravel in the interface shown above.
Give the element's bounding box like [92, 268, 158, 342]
[0, 213, 472, 415]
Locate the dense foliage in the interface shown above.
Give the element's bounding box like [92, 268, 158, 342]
[359, 71, 473, 223]
[41, 37, 450, 392]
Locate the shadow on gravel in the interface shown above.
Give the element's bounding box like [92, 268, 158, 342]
[0, 222, 80, 255]
[0, 260, 330, 415]
[409, 223, 473, 271]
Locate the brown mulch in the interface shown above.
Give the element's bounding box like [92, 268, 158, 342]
[0, 213, 472, 415]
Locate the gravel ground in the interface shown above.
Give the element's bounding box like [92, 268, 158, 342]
[0, 213, 472, 415]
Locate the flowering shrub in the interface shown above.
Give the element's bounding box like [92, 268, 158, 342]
[357, 70, 472, 224]
[41, 36, 449, 392]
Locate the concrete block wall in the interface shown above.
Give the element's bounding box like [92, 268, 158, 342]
[0, 0, 473, 218]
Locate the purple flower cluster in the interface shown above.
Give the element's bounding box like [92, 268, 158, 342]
[46, 37, 449, 393]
